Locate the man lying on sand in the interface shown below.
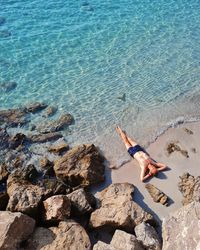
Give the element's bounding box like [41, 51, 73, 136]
[116, 126, 167, 182]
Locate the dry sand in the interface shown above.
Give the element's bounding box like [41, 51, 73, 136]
[111, 121, 200, 226]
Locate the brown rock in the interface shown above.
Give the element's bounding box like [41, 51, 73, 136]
[0, 163, 9, 183]
[0, 108, 27, 127]
[0, 211, 35, 250]
[54, 144, 105, 187]
[162, 201, 200, 250]
[43, 195, 71, 223]
[9, 133, 26, 149]
[48, 143, 69, 155]
[135, 222, 161, 250]
[178, 172, 200, 205]
[24, 227, 55, 250]
[166, 142, 189, 158]
[42, 220, 91, 250]
[145, 183, 169, 206]
[67, 188, 96, 215]
[89, 183, 154, 231]
[183, 127, 193, 134]
[39, 158, 54, 177]
[25, 102, 47, 113]
[29, 132, 63, 143]
[93, 241, 116, 250]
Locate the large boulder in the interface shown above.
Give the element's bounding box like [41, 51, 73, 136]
[89, 183, 154, 231]
[145, 183, 169, 206]
[0, 211, 35, 250]
[162, 201, 200, 250]
[24, 227, 55, 250]
[43, 195, 71, 223]
[93, 241, 116, 250]
[6, 173, 44, 218]
[38, 220, 91, 250]
[67, 188, 96, 215]
[54, 144, 105, 187]
[178, 172, 200, 205]
[134, 222, 161, 250]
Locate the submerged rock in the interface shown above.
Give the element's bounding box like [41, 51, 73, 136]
[0, 108, 27, 127]
[67, 188, 96, 215]
[145, 183, 169, 206]
[0, 128, 10, 150]
[25, 102, 48, 113]
[54, 144, 105, 187]
[42, 105, 57, 117]
[9, 133, 27, 149]
[0, 16, 6, 25]
[0, 81, 17, 92]
[48, 143, 69, 155]
[162, 201, 200, 250]
[0, 211, 35, 250]
[135, 222, 161, 250]
[0, 30, 11, 38]
[89, 183, 154, 231]
[37, 113, 74, 133]
[178, 172, 200, 205]
[43, 195, 71, 223]
[28, 132, 63, 143]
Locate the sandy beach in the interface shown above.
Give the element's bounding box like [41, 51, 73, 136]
[111, 121, 200, 227]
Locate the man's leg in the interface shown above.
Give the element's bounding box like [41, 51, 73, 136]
[116, 126, 135, 149]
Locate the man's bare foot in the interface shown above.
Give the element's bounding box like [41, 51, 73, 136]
[116, 126, 123, 136]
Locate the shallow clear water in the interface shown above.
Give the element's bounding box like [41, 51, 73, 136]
[0, 0, 200, 165]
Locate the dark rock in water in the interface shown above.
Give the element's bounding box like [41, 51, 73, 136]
[162, 202, 200, 250]
[178, 172, 200, 205]
[166, 142, 189, 158]
[0, 211, 35, 250]
[0, 30, 11, 38]
[0, 16, 6, 26]
[0, 128, 9, 150]
[9, 133, 27, 149]
[39, 158, 55, 177]
[54, 144, 105, 187]
[28, 132, 63, 143]
[0, 81, 17, 92]
[37, 113, 74, 133]
[23, 227, 55, 250]
[42, 106, 57, 118]
[25, 102, 48, 113]
[43, 195, 71, 223]
[145, 183, 169, 206]
[117, 93, 126, 102]
[0, 108, 27, 127]
[48, 143, 69, 155]
[38, 179, 71, 199]
[29, 124, 36, 131]
[6, 173, 44, 218]
[89, 183, 154, 231]
[0, 163, 9, 183]
[0, 192, 9, 210]
[135, 222, 161, 250]
[67, 188, 96, 216]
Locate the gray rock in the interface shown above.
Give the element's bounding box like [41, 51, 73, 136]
[145, 183, 169, 206]
[0, 211, 35, 250]
[41, 220, 91, 250]
[111, 229, 144, 250]
[89, 183, 154, 231]
[135, 222, 161, 250]
[93, 241, 116, 250]
[54, 144, 105, 187]
[43, 195, 71, 223]
[178, 172, 200, 205]
[67, 188, 95, 215]
[0, 81, 17, 92]
[162, 201, 200, 250]
[37, 113, 74, 133]
[28, 132, 63, 143]
[25, 102, 48, 113]
[24, 227, 55, 250]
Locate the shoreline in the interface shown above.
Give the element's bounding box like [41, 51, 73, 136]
[110, 120, 200, 225]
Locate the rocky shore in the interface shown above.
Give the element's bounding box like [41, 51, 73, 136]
[0, 103, 199, 250]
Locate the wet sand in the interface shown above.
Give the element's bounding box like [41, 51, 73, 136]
[111, 121, 200, 226]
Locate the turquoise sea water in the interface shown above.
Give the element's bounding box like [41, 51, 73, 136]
[0, 0, 200, 165]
